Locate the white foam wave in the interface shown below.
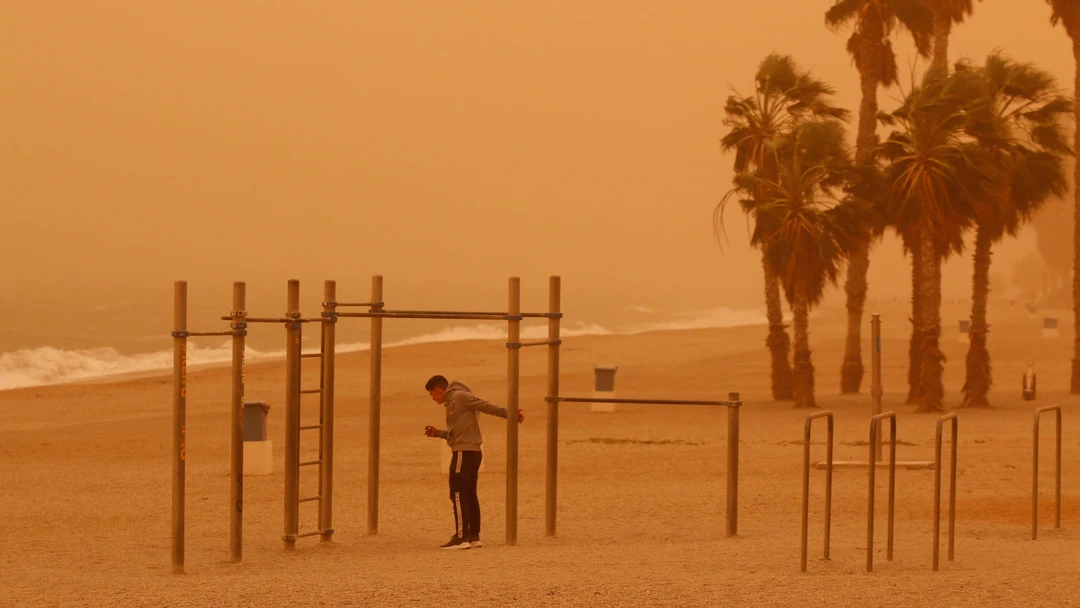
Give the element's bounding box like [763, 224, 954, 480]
[0, 306, 767, 392]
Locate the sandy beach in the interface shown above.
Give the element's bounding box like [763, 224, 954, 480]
[2, 302, 1077, 607]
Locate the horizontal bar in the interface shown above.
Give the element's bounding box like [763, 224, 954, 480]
[296, 530, 323, 539]
[172, 330, 239, 338]
[332, 301, 380, 307]
[300, 353, 323, 359]
[299, 496, 321, 503]
[219, 316, 328, 323]
[299, 460, 321, 467]
[334, 312, 516, 321]
[549, 396, 740, 407]
[300, 424, 322, 431]
[510, 339, 561, 348]
[380, 309, 561, 319]
[300, 389, 322, 394]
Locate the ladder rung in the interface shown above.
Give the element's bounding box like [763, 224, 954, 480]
[299, 459, 322, 467]
[299, 496, 321, 503]
[301, 353, 323, 358]
[296, 530, 323, 538]
[300, 424, 322, 431]
[300, 389, 322, 394]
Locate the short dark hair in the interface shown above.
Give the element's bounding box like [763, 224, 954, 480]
[425, 375, 449, 391]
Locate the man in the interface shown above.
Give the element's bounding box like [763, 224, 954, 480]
[423, 375, 524, 550]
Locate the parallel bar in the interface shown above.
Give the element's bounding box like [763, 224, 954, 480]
[934, 413, 958, 571]
[551, 396, 739, 407]
[296, 531, 322, 539]
[378, 308, 558, 318]
[368, 275, 383, 535]
[336, 312, 511, 321]
[517, 339, 560, 348]
[172, 281, 187, 574]
[300, 460, 322, 467]
[187, 330, 239, 337]
[545, 276, 561, 537]
[300, 424, 322, 431]
[300, 496, 321, 503]
[867, 412, 897, 572]
[283, 280, 301, 551]
[506, 277, 521, 546]
[1033, 405, 1063, 540]
[871, 314, 883, 463]
[726, 392, 741, 537]
[335, 301, 377, 307]
[223, 316, 295, 323]
[229, 282, 246, 563]
[801, 411, 833, 572]
[320, 280, 337, 543]
[300, 389, 322, 395]
[301, 353, 323, 359]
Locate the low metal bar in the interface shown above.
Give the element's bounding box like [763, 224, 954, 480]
[934, 413, 958, 571]
[300, 389, 322, 395]
[296, 531, 322, 539]
[867, 411, 897, 572]
[223, 316, 296, 323]
[334, 301, 379, 307]
[301, 353, 323, 359]
[512, 339, 561, 348]
[801, 411, 833, 572]
[300, 424, 322, 431]
[300, 459, 322, 467]
[550, 396, 740, 407]
[377, 308, 560, 318]
[300, 496, 321, 503]
[334, 312, 514, 321]
[1033, 405, 1063, 540]
[183, 330, 240, 337]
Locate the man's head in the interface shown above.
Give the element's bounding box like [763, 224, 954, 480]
[425, 375, 449, 404]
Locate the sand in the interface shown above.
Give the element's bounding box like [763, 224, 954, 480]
[1, 303, 1077, 607]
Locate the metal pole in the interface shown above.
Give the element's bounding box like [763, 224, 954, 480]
[949, 416, 957, 562]
[545, 276, 561, 537]
[283, 279, 301, 550]
[726, 392, 740, 537]
[320, 280, 336, 542]
[229, 282, 246, 562]
[887, 416, 896, 562]
[934, 418, 943, 571]
[1055, 409, 1061, 530]
[1033, 408, 1039, 540]
[825, 414, 833, 561]
[368, 275, 383, 535]
[172, 281, 187, 574]
[801, 411, 834, 572]
[871, 314, 883, 462]
[506, 277, 521, 545]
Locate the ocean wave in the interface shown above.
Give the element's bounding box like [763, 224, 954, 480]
[0, 309, 761, 391]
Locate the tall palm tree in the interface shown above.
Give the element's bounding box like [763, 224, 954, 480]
[725, 120, 867, 408]
[1046, 0, 1080, 393]
[716, 53, 849, 401]
[954, 52, 1073, 408]
[879, 67, 992, 413]
[899, 0, 981, 404]
[825, 0, 933, 394]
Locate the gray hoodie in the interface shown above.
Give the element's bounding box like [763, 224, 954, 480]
[434, 380, 508, 451]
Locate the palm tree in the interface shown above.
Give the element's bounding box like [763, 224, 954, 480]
[825, 0, 933, 394]
[878, 67, 992, 413]
[723, 120, 866, 408]
[1046, 0, 1080, 393]
[954, 53, 1073, 408]
[898, 0, 981, 404]
[716, 53, 849, 401]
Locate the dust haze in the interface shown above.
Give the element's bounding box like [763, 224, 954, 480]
[0, 1, 1073, 343]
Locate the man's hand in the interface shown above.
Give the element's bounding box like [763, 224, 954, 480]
[424, 425, 438, 437]
[517, 409, 525, 423]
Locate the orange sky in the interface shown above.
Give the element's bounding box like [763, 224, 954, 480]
[0, 1, 1073, 315]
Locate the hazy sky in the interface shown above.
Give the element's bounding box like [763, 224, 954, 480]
[1, 1, 1074, 316]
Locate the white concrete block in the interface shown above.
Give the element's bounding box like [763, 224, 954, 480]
[590, 390, 617, 413]
[243, 440, 273, 476]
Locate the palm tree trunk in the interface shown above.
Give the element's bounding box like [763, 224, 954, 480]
[962, 225, 993, 407]
[840, 68, 879, 394]
[1072, 39, 1080, 394]
[763, 254, 794, 400]
[917, 227, 946, 413]
[931, 8, 951, 72]
[792, 290, 816, 409]
[906, 240, 923, 404]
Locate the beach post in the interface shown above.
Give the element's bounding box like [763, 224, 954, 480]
[283, 280, 301, 550]
[727, 392, 740, 537]
[506, 277, 521, 545]
[368, 275, 383, 535]
[172, 281, 187, 574]
[545, 275, 561, 537]
[800, 411, 833, 572]
[229, 282, 246, 562]
[871, 314, 883, 463]
[320, 280, 337, 542]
